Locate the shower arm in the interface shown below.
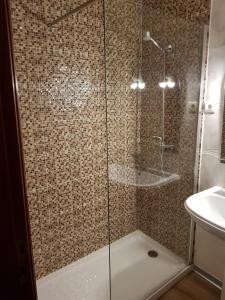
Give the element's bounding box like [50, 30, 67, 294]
[150, 37, 165, 53]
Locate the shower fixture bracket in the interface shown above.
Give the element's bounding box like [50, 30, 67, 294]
[152, 136, 174, 151]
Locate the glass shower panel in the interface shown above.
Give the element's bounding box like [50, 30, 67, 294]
[104, 1, 146, 298]
[105, 0, 210, 299]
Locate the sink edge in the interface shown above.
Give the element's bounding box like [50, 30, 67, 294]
[184, 201, 225, 239]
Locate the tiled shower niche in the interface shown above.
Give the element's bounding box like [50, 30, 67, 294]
[10, 0, 210, 281]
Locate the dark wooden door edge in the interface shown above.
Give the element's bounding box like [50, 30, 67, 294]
[0, 1, 37, 299]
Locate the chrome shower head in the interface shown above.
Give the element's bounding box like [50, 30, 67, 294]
[143, 31, 152, 42]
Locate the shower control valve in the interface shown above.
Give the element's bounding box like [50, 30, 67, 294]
[152, 136, 163, 143]
[152, 136, 174, 151]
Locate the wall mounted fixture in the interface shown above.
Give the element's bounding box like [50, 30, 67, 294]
[159, 76, 176, 89]
[152, 136, 174, 151]
[130, 77, 146, 90]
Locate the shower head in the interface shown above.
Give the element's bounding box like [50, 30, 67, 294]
[143, 31, 152, 42]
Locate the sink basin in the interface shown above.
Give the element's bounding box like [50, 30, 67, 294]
[185, 186, 225, 240]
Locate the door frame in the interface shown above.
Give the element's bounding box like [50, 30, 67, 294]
[0, 0, 37, 299]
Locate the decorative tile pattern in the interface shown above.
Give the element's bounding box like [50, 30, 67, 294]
[105, 0, 141, 244]
[10, 0, 210, 280]
[10, 0, 111, 279]
[10, 0, 140, 279]
[138, 0, 210, 259]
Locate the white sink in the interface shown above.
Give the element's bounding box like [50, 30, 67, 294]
[185, 186, 225, 240]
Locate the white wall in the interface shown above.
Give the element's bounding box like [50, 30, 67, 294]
[194, 0, 225, 282]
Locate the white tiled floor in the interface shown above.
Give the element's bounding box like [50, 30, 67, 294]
[37, 230, 186, 300]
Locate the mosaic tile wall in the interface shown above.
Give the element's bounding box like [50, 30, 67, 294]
[10, 0, 210, 280]
[105, 0, 142, 242]
[138, 0, 210, 258]
[10, 0, 109, 279]
[10, 0, 142, 279]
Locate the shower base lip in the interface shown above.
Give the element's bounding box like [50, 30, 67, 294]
[145, 265, 193, 300]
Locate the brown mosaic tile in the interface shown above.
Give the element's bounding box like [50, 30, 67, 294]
[138, 0, 210, 260]
[10, 0, 210, 280]
[10, 0, 110, 279]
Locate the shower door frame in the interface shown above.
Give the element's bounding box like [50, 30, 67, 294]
[0, 0, 37, 299]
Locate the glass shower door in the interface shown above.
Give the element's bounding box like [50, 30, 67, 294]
[105, 0, 209, 299]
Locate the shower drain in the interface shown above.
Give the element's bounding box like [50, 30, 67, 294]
[148, 250, 158, 258]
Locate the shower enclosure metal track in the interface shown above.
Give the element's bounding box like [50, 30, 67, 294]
[146, 266, 193, 300]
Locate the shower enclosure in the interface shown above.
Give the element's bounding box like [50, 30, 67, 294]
[105, 1, 208, 298]
[9, 0, 210, 299]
